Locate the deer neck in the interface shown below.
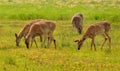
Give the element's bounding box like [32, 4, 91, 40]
[18, 24, 30, 39]
[18, 28, 29, 39]
[17, 32, 24, 40]
[81, 34, 87, 42]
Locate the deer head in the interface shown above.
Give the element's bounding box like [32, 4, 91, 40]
[74, 40, 83, 50]
[15, 33, 20, 46]
[74, 37, 86, 50]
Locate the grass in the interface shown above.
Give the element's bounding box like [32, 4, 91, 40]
[0, 0, 120, 21]
[0, 0, 120, 71]
[0, 20, 120, 71]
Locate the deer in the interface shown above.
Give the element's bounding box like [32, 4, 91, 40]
[71, 13, 83, 34]
[15, 19, 43, 47]
[74, 21, 111, 51]
[25, 20, 56, 49]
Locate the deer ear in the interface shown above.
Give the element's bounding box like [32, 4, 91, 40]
[15, 33, 18, 38]
[74, 40, 79, 42]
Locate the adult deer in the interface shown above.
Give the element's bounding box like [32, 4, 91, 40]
[25, 20, 56, 49]
[75, 21, 111, 51]
[15, 19, 43, 47]
[72, 13, 83, 34]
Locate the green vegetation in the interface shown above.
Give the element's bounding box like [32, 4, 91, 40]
[0, 0, 120, 71]
[0, 0, 120, 21]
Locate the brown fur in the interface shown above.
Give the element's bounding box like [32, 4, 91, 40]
[75, 21, 111, 51]
[25, 20, 56, 49]
[72, 13, 83, 34]
[15, 19, 43, 47]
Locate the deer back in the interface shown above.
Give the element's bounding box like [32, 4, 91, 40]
[27, 20, 56, 37]
[84, 21, 110, 38]
[72, 13, 83, 25]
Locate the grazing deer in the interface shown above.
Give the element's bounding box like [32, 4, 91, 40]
[15, 19, 43, 47]
[25, 20, 56, 49]
[72, 13, 83, 34]
[75, 21, 111, 51]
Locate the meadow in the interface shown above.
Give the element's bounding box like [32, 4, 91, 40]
[0, 0, 120, 71]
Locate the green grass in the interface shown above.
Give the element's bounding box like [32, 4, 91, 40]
[0, 0, 120, 21]
[0, 0, 120, 71]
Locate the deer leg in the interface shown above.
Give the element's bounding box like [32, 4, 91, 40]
[47, 32, 56, 49]
[33, 38, 38, 48]
[47, 37, 51, 48]
[47, 33, 52, 48]
[40, 35, 42, 42]
[42, 35, 47, 48]
[91, 39, 93, 50]
[30, 39, 33, 47]
[105, 33, 111, 49]
[92, 37, 96, 51]
[31, 37, 38, 48]
[101, 34, 107, 50]
[30, 36, 34, 47]
[53, 38, 56, 49]
[48, 37, 56, 49]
